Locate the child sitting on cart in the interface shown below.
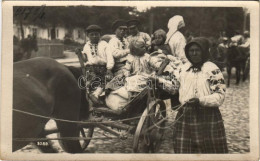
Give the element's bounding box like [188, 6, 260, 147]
[80, 25, 114, 105]
[123, 38, 154, 95]
[150, 29, 171, 55]
[105, 39, 182, 111]
[105, 38, 153, 110]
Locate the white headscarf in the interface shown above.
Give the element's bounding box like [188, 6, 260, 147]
[165, 15, 185, 44]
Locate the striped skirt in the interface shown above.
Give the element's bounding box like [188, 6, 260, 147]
[173, 105, 228, 153]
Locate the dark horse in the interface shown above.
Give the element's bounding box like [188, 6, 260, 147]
[226, 45, 247, 87]
[13, 57, 88, 153]
[13, 35, 38, 62]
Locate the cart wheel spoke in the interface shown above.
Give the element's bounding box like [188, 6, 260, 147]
[79, 126, 94, 151]
[133, 100, 166, 153]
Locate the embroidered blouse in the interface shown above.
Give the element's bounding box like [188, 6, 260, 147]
[177, 61, 226, 107]
[156, 61, 226, 107]
[82, 40, 114, 70]
[123, 53, 152, 76]
[107, 37, 130, 63]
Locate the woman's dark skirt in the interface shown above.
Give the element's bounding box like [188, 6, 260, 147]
[173, 106, 228, 153]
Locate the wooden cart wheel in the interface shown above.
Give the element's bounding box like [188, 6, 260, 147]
[79, 126, 94, 151]
[133, 99, 166, 153]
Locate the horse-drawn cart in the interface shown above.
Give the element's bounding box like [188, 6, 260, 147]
[75, 50, 170, 153]
[13, 52, 176, 153]
[77, 86, 167, 153]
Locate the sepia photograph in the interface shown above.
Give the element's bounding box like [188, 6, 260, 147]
[1, 1, 259, 160]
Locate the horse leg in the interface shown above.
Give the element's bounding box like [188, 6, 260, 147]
[12, 112, 33, 152]
[53, 78, 83, 153]
[241, 60, 246, 82]
[56, 121, 82, 153]
[236, 66, 241, 85]
[227, 66, 231, 87]
[243, 58, 250, 81]
[12, 110, 49, 152]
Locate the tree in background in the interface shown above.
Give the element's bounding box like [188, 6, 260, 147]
[13, 6, 247, 40]
[137, 7, 245, 39]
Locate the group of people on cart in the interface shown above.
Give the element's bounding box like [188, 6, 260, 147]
[76, 15, 249, 153]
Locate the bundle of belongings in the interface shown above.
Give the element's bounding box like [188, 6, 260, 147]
[105, 38, 182, 111]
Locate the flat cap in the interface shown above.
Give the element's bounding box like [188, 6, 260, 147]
[235, 30, 241, 34]
[244, 30, 249, 36]
[127, 19, 140, 27]
[112, 20, 127, 31]
[85, 25, 102, 33]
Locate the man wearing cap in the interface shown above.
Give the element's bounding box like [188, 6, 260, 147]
[230, 30, 243, 47]
[81, 24, 114, 103]
[107, 20, 130, 76]
[239, 31, 250, 52]
[218, 31, 227, 44]
[165, 15, 188, 64]
[127, 19, 151, 50]
[217, 37, 229, 64]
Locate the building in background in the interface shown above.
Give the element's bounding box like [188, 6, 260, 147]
[13, 23, 86, 44]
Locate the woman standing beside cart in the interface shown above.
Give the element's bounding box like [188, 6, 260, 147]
[152, 37, 228, 153]
[174, 37, 228, 153]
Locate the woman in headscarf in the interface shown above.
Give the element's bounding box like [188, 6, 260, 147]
[165, 15, 188, 64]
[150, 37, 228, 153]
[173, 37, 228, 153]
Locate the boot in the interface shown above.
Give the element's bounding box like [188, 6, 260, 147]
[89, 87, 104, 106]
[92, 87, 103, 98]
[89, 94, 105, 107]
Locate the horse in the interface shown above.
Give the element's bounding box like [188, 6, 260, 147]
[13, 57, 88, 153]
[209, 38, 247, 87]
[13, 35, 38, 62]
[225, 45, 247, 87]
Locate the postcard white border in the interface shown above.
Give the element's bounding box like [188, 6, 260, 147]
[1, 1, 259, 160]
